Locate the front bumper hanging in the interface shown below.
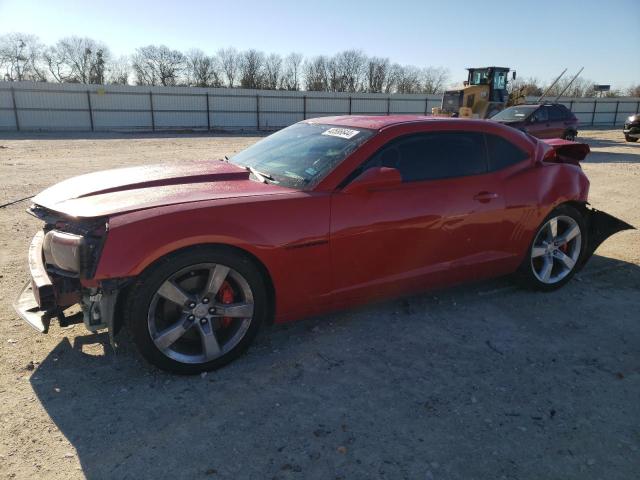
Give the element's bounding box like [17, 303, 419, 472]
[13, 231, 56, 332]
[13, 282, 54, 333]
[13, 231, 120, 340]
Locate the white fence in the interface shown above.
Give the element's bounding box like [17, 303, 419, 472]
[1, 81, 639, 132]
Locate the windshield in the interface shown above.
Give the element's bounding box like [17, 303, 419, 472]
[229, 122, 375, 189]
[491, 106, 537, 122]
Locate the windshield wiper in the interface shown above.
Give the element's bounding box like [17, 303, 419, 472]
[245, 166, 274, 183]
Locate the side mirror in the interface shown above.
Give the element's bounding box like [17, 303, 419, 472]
[528, 116, 537, 124]
[342, 167, 402, 194]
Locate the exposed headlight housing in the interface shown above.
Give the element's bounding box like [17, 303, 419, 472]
[42, 230, 85, 273]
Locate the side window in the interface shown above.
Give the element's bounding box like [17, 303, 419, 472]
[485, 134, 529, 171]
[548, 106, 564, 121]
[364, 132, 487, 182]
[557, 105, 572, 119]
[533, 107, 549, 122]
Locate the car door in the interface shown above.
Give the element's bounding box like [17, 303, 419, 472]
[528, 107, 553, 138]
[547, 105, 567, 138]
[328, 130, 514, 306]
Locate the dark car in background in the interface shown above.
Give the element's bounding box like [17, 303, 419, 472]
[623, 114, 640, 142]
[491, 104, 578, 140]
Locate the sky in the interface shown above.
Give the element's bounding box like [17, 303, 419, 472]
[1, 0, 638, 89]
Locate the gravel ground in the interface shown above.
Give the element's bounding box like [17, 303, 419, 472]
[0, 129, 638, 480]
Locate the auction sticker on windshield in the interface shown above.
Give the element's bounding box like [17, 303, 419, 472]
[322, 127, 360, 140]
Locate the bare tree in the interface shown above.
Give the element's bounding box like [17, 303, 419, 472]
[239, 49, 264, 89]
[326, 57, 341, 92]
[89, 49, 106, 84]
[43, 37, 110, 84]
[333, 49, 366, 92]
[281, 52, 302, 90]
[132, 45, 185, 86]
[217, 47, 239, 87]
[263, 53, 282, 90]
[366, 57, 389, 93]
[421, 67, 449, 94]
[541, 76, 594, 98]
[185, 49, 221, 87]
[43, 45, 71, 83]
[0, 32, 46, 81]
[384, 63, 402, 93]
[303, 55, 329, 91]
[508, 76, 544, 98]
[106, 56, 130, 85]
[395, 65, 422, 94]
[627, 85, 640, 97]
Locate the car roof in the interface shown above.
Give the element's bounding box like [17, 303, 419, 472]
[303, 115, 492, 131]
[509, 103, 566, 109]
[506, 104, 539, 109]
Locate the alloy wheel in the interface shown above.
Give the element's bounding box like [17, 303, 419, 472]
[530, 215, 582, 284]
[147, 263, 254, 364]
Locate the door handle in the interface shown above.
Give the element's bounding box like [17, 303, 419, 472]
[473, 191, 499, 203]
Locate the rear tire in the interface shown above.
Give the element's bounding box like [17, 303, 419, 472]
[124, 246, 269, 374]
[520, 205, 587, 291]
[563, 130, 577, 141]
[625, 134, 638, 143]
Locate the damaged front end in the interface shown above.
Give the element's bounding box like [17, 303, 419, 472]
[13, 206, 126, 344]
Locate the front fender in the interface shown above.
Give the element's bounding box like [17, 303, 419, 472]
[89, 194, 333, 322]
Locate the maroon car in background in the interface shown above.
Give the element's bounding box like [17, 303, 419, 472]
[491, 104, 579, 140]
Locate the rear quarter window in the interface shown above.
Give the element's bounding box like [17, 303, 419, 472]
[558, 105, 573, 119]
[485, 134, 529, 171]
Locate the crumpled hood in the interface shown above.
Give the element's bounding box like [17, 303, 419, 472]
[33, 160, 293, 218]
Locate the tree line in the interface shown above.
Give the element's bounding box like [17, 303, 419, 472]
[1, 32, 637, 97]
[0, 32, 449, 94]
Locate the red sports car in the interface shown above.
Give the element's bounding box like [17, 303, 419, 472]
[14, 116, 632, 374]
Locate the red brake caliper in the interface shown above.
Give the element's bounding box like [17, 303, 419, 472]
[217, 281, 235, 328]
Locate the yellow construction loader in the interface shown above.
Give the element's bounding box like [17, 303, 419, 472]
[437, 66, 516, 119]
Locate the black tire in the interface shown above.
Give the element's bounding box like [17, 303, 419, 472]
[519, 204, 587, 292]
[625, 134, 638, 143]
[563, 130, 577, 141]
[124, 246, 269, 374]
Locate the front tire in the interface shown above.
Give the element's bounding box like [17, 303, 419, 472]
[563, 130, 577, 141]
[520, 205, 587, 291]
[124, 246, 269, 374]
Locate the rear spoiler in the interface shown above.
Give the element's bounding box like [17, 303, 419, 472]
[539, 139, 590, 166]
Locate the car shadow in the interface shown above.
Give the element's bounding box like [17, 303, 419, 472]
[28, 254, 640, 479]
[581, 150, 640, 164]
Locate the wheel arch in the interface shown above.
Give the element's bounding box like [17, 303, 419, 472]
[113, 242, 277, 335]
